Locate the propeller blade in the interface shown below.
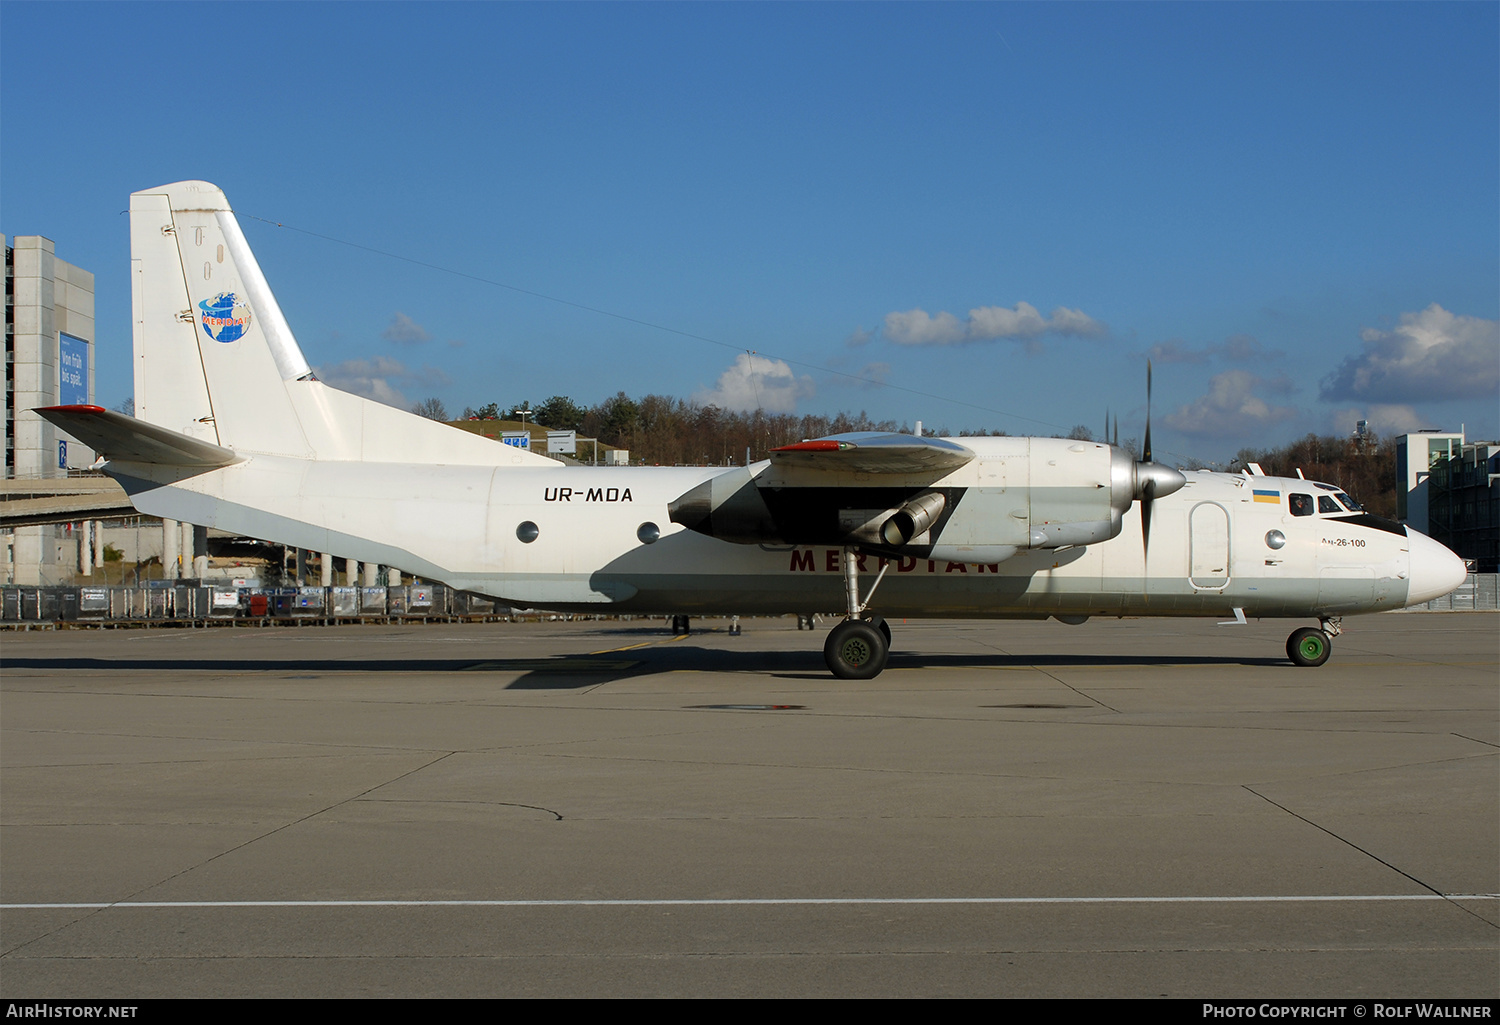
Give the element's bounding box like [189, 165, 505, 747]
[1141, 478, 1156, 559]
[1143, 359, 1153, 465]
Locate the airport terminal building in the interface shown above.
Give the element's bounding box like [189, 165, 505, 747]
[4, 235, 98, 583]
[1397, 430, 1500, 573]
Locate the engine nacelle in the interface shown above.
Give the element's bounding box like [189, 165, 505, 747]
[880, 491, 946, 546]
[667, 467, 780, 544]
[668, 437, 1186, 554]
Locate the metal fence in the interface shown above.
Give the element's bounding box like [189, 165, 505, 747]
[0, 583, 514, 626]
[4, 576, 1494, 627]
[1398, 573, 1499, 612]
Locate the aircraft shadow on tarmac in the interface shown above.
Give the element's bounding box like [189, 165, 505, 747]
[0, 647, 1288, 691]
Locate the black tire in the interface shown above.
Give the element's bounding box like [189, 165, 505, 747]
[866, 615, 892, 647]
[1286, 627, 1331, 667]
[824, 619, 889, 680]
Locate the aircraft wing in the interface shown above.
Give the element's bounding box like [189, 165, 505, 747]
[770, 432, 974, 475]
[34, 405, 241, 468]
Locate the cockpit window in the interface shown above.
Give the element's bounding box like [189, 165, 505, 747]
[1335, 492, 1363, 511]
[1289, 493, 1313, 517]
[1318, 496, 1341, 514]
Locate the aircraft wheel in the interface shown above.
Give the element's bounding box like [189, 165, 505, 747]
[824, 619, 889, 680]
[1286, 627, 1331, 667]
[866, 615, 892, 647]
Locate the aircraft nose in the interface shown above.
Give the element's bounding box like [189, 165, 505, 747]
[1405, 528, 1468, 605]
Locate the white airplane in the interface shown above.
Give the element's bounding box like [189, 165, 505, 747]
[38, 181, 1467, 678]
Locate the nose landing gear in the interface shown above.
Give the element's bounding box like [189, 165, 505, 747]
[1286, 617, 1339, 667]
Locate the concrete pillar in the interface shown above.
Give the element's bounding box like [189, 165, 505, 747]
[387, 567, 402, 586]
[162, 518, 179, 580]
[192, 524, 208, 579]
[77, 522, 91, 577]
[294, 548, 308, 586]
[362, 562, 380, 587]
[92, 520, 104, 569]
[320, 553, 333, 587]
[11, 527, 44, 585]
[346, 557, 359, 586]
[181, 522, 195, 579]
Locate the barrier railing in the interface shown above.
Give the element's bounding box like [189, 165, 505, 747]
[0, 583, 515, 625]
[3, 577, 1494, 626]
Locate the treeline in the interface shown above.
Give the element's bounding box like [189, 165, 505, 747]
[461, 393, 910, 466]
[1228, 433, 1397, 518]
[417, 392, 1397, 515]
[432, 394, 1107, 467]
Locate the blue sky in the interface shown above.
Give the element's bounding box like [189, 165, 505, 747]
[3, 1, 1496, 463]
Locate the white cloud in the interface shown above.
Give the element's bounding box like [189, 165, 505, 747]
[884, 309, 967, 345]
[316, 355, 450, 409]
[1330, 404, 1433, 437]
[967, 302, 1049, 339]
[883, 301, 1105, 347]
[1146, 333, 1280, 365]
[844, 327, 874, 348]
[852, 362, 891, 388]
[1147, 339, 1211, 364]
[1164, 369, 1300, 438]
[382, 312, 432, 345]
[1045, 306, 1107, 338]
[693, 354, 815, 414]
[1320, 304, 1499, 402]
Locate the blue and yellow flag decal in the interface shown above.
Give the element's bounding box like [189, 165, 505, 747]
[1252, 489, 1280, 504]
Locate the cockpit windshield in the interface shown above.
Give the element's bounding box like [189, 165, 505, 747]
[1335, 492, 1363, 511]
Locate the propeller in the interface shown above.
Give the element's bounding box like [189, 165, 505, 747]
[1131, 360, 1185, 560]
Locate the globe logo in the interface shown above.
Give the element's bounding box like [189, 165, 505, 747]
[199, 292, 253, 343]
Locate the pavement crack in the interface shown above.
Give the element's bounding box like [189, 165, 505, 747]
[361, 798, 564, 820]
[1451, 731, 1499, 749]
[0, 751, 461, 959]
[1242, 785, 1500, 931]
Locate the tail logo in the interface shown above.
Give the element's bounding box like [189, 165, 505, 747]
[199, 292, 253, 343]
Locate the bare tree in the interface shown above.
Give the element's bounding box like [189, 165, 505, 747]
[411, 397, 449, 421]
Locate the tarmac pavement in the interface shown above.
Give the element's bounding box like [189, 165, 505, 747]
[1, 613, 1496, 997]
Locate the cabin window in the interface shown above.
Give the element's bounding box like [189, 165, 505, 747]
[1289, 494, 1313, 517]
[516, 521, 539, 543]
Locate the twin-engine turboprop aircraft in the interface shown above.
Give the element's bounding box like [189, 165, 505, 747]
[38, 181, 1467, 678]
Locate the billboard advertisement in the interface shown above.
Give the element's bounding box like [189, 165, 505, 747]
[59, 333, 89, 405]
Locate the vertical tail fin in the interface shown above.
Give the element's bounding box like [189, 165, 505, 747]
[129, 181, 556, 467]
[131, 181, 312, 457]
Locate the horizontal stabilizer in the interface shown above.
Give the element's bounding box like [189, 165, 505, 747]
[35, 405, 241, 468]
[771, 432, 974, 474]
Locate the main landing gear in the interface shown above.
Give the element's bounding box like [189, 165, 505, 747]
[1286, 617, 1341, 668]
[823, 549, 894, 679]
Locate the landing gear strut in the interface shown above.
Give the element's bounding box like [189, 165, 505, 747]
[823, 548, 892, 679]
